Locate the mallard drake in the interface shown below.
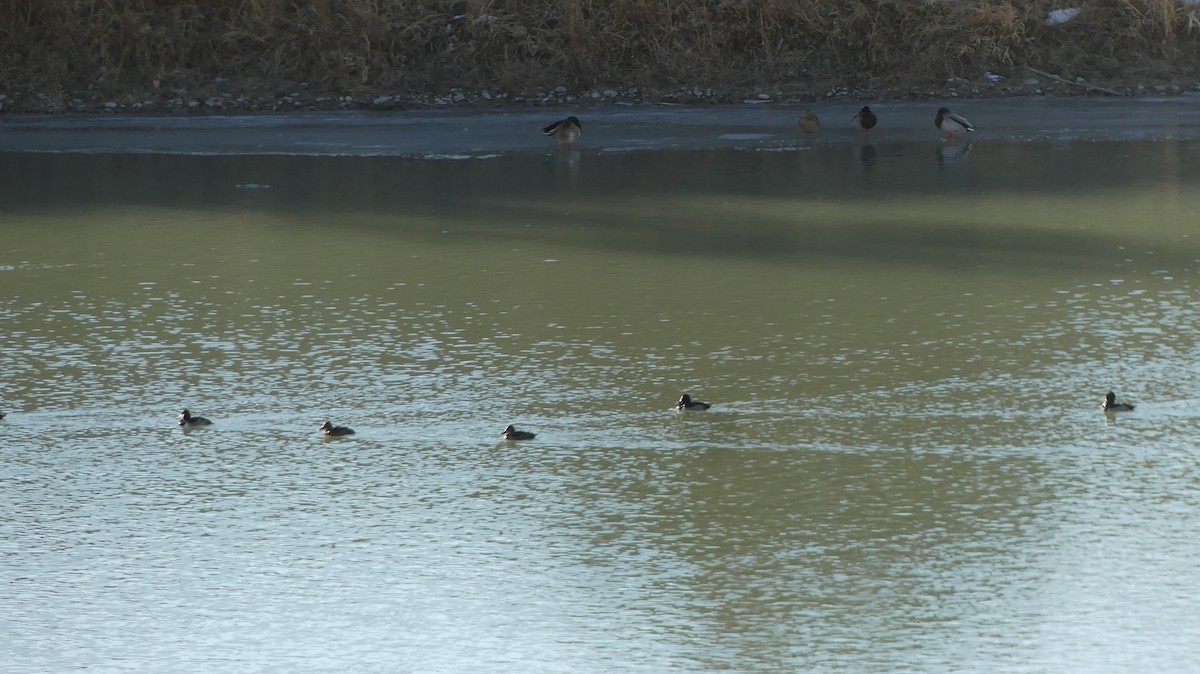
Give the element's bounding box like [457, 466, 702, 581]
[798, 110, 821, 134]
[1101, 391, 1135, 412]
[935, 107, 974, 141]
[676, 394, 711, 411]
[542, 116, 582, 147]
[501, 424, 536, 440]
[178, 409, 213, 427]
[320, 421, 356, 436]
[853, 106, 877, 137]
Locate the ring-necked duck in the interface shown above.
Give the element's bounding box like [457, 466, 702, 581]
[320, 421, 356, 436]
[799, 110, 821, 135]
[676, 394, 711, 411]
[178, 409, 213, 427]
[542, 116, 582, 147]
[935, 107, 974, 141]
[501, 424, 536, 440]
[1101, 391, 1135, 412]
[853, 106, 877, 137]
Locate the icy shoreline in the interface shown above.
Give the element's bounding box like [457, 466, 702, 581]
[2, 97, 1199, 158]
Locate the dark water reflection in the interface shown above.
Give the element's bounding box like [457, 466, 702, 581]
[4, 141, 1199, 270]
[0, 139, 1196, 204]
[3, 140, 1200, 672]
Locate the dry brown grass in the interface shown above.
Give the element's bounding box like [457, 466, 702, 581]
[1, 0, 1198, 102]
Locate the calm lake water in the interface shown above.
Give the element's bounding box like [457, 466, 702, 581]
[3, 101, 1200, 672]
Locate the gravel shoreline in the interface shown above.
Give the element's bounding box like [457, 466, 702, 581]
[3, 70, 1199, 116]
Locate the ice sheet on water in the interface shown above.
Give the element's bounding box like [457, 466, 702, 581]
[2, 99, 1200, 157]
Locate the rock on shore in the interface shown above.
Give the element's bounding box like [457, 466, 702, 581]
[2, 72, 1198, 115]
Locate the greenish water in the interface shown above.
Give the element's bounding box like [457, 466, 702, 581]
[3, 129, 1200, 672]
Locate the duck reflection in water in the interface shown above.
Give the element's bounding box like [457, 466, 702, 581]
[859, 143, 877, 169]
[554, 147, 582, 179]
[937, 142, 972, 165]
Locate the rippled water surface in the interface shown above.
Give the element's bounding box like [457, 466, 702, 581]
[3, 106, 1200, 672]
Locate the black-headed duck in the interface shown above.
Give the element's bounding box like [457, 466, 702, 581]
[676, 394, 711, 412]
[320, 421, 356, 437]
[501, 424, 536, 441]
[853, 106, 877, 137]
[178, 409, 213, 427]
[1101, 391, 1135, 412]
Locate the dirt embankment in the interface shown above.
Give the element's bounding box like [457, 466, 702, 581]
[1, 0, 1199, 115]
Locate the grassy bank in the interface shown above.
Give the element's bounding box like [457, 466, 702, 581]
[2, 0, 1199, 113]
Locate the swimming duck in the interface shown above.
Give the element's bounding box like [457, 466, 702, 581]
[853, 106, 877, 137]
[798, 110, 821, 134]
[935, 107, 974, 141]
[320, 421, 356, 436]
[178, 409, 213, 427]
[1101, 391, 1135, 412]
[676, 394, 711, 412]
[501, 424, 536, 440]
[0, 411, 5, 420]
[542, 116, 582, 147]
